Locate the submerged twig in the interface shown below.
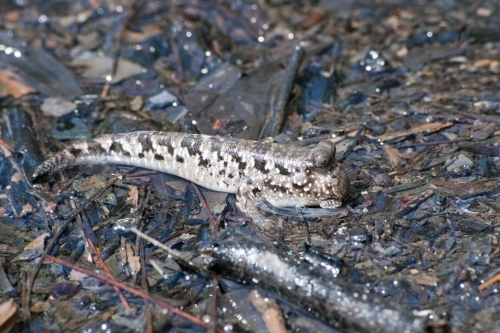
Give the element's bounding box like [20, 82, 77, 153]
[479, 273, 500, 292]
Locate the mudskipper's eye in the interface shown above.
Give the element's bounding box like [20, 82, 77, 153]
[311, 141, 336, 168]
[312, 150, 328, 168]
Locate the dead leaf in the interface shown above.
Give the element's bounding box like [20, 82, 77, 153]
[0, 141, 12, 157]
[101, 205, 110, 217]
[123, 27, 163, 43]
[30, 300, 51, 313]
[10, 172, 21, 183]
[474, 59, 491, 68]
[24, 232, 50, 251]
[126, 242, 141, 276]
[0, 299, 18, 332]
[43, 202, 58, 214]
[73, 51, 143, 84]
[490, 60, 500, 72]
[126, 186, 139, 207]
[12, 232, 49, 262]
[20, 203, 34, 217]
[416, 275, 439, 286]
[0, 68, 36, 98]
[384, 145, 401, 168]
[476, 7, 492, 17]
[130, 96, 143, 111]
[249, 289, 287, 333]
[41, 97, 76, 117]
[69, 269, 89, 281]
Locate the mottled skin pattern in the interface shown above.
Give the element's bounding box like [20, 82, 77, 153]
[33, 131, 350, 229]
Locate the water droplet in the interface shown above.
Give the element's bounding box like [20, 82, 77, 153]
[38, 15, 47, 23]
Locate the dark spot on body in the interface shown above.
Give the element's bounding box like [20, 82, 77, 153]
[223, 161, 228, 167]
[276, 163, 291, 175]
[264, 179, 288, 194]
[68, 147, 82, 157]
[87, 140, 107, 154]
[253, 158, 269, 174]
[231, 153, 242, 164]
[293, 182, 306, 190]
[156, 136, 175, 155]
[138, 133, 154, 153]
[249, 143, 274, 174]
[176, 155, 184, 163]
[199, 157, 210, 167]
[219, 170, 225, 176]
[227, 145, 246, 165]
[109, 141, 122, 153]
[238, 162, 247, 171]
[228, 173, 234, 178]
[210, 141, 225, 161]
[181, 135, 202, 157]
[109, 141, 131, 157]
[138, 152, 144, 158]
[252, 187, 262, 196]
[154, 154, 164, 161]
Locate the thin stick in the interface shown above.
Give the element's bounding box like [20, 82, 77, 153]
[479, 274, 500, 292]
[131, 228, 184, 258]
[131, 228, 208, 275]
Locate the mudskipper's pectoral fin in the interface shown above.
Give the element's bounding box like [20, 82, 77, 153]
[236, 178, 276, 230]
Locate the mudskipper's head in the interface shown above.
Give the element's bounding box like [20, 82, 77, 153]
[309, 140, 350, 208]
